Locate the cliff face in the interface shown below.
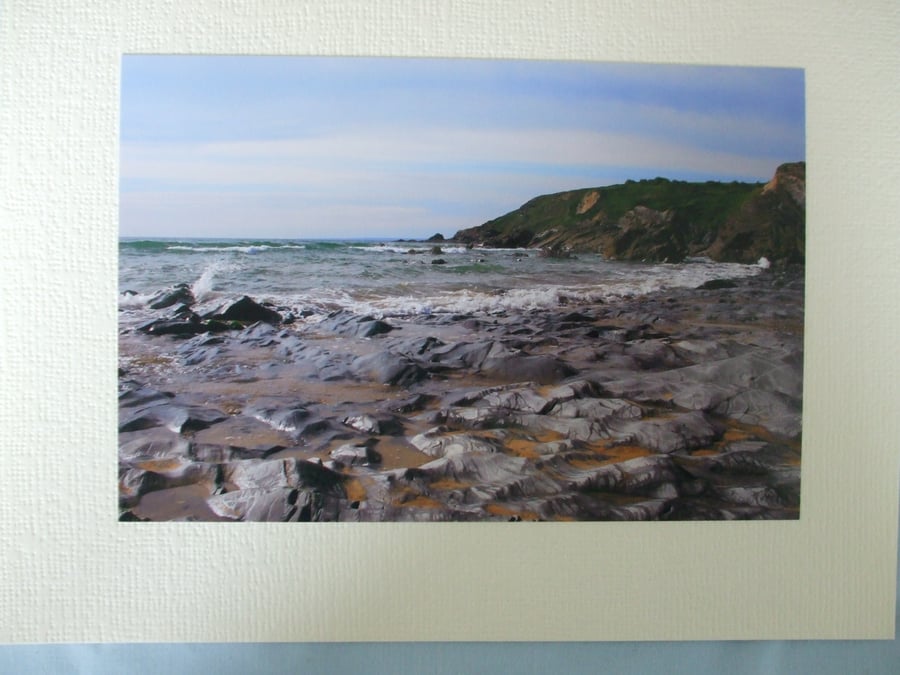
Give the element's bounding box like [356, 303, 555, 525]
[453, 162, 805, 263]
[704, 162, 805, 264]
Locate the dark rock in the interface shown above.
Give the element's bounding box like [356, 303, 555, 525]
[148, 284, 195, 310]
[431, 258, 447, 265]
[139, 319, 209, 336]
[697, 279, 738, 290]
[559, 311, 595, 323]
[215, 296, 282, 325]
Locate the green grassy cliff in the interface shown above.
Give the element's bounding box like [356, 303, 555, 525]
[452, 162, 805, 263]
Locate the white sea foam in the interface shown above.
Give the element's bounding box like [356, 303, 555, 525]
[352, 244, 471, 255]
[269, 258, 765, 320]
[117, 291, 155, 308]
[191, 260, 241, 301]
[166, 244, 306, 253]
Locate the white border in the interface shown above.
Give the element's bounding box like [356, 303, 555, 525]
[1, 0, 898, 642]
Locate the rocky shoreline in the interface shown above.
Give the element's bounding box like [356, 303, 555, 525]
[119, 266, 803, 522]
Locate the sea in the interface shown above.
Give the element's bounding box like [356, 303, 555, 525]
[118, 237, 769, 326]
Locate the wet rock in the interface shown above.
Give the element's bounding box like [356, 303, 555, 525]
[480, 354, 577, 384]
[207, 487, 343, 522]
[318, 310, 394, 338]
[534, 494, 673, 521]
[605, 411, 723, 454]
[148, 283, 195, 310]
[343, 414, 380, 434]
[574, 454, 698, 497]
[248, 403, 311, 434]
[382, 393, 437, 414]
[547, 397, 641, 422]
[118, 399, 228, 434]
[341, 413, 403, 435]
[119, 462, 219, 508]
[214, 296, 282, 325]
[697, 279, 738, 290]
[670, 383, 741, 411]
[223, 458, 304, 491]
[410, 428, 501, 458]
[714, 390, 802, 438]
[429, 340, 499, 369]
[119, 427, 192, 463]
[138, 319, 209, 337]
[188, 443, 282, 463]
[118, 384, 175, 409]
[330, 440, 382, 466]
[480, 386, 552, 414]
[350, 352, 428, 386]
[623, 340, 684, 370]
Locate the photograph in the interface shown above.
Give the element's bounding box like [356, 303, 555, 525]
[118, 55, 805, 522]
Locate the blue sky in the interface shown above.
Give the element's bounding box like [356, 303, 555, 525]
[119, 56, 804, 239]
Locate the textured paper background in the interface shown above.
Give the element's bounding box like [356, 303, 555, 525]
[1, 0, 898, 643]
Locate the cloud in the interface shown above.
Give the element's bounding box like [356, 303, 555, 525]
[122, 123, 784, 190]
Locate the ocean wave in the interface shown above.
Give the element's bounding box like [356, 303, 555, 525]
[166, 244, 307, 254]
[351, 243, 471, 255]
[321, 261, 762, 318]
